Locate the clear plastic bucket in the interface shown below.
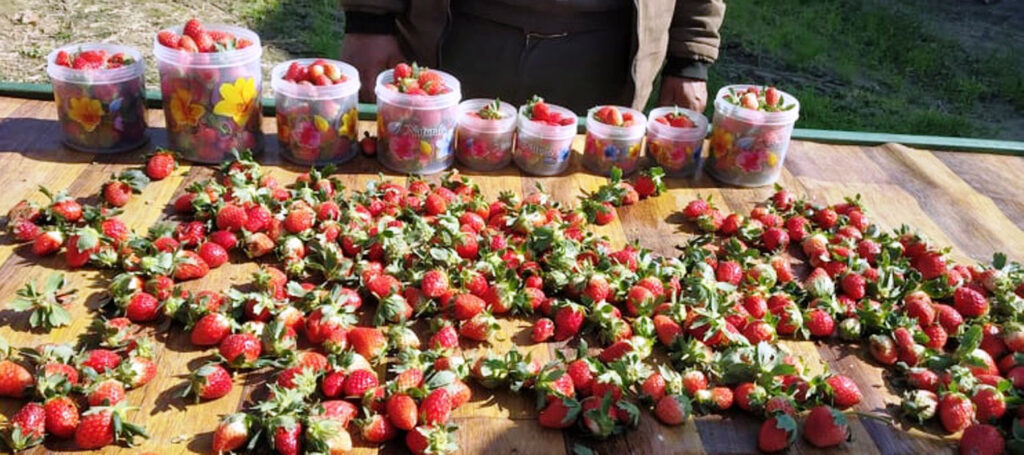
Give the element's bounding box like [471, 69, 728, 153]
[512, 103, 577, 176]
[455, 99, 517, 171]
[582, 106, 646, 176]
[46, 43, 148, 153]
[375, 69, 461, 174]
[271, 59, 361, 166]
[646, 106, 708, 177]
[154, 24, 263, 163]
[706, 85, 800, 187]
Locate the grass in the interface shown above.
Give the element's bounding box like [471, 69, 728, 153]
[709, 0, 1024, 139]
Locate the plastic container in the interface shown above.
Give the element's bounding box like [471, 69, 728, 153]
[154, 24, 263, 163]
[375, 69, 461, 174]
[706, 85, 800, 187]
[271, 59, 361, 166]
[512, 103, 577, 176]
[455, 99, 517, 171]
[46, 43, 148, 153]
[646, 106, 708, 177]
[582, 106, 646, 176]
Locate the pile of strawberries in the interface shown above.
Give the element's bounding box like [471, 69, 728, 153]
[653, 108, 697, 128]
[3, 145, 1023, 455]
[0, 321, 155, 450]
[522, 95, 574, 126]
[156, 18, 253, 53]
[592, 106, 637, 127]
[282, 60, 349, 86]
[53, 49, 134, 70]
[382, 63, 451, 96]
[722, 85, 794, 113]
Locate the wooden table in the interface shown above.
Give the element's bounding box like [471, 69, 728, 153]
[0, 96, 1021, 454]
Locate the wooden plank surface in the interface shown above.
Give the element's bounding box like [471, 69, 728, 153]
[0, 96, 1021, 454]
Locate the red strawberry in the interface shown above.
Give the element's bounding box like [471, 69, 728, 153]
[347, 327, 387, 361]
[173, 250, 210, 281]
[87, 378, 126, 406]
[33, 229, 64, 256]
[553, 304, 585, 341]
[959, 424, 1004, 455]
[187, 364, 233, 400]
[358, 413, 397, 443]
[284, 208, 315, 233]
[904, 291, 936, 326]
[218, 333, 262, 368]
[938, 392, 975, 433]
[868, 334, 898, 365]
[10, 219, 41, 242]
[183, 18, 204, 39]
[758, 414, 797, 453]
[191, 312, 232, 346]
[102, 180, 132, 207]
[681, 370, 708, 395]
[954, 286, 989, 318]
[682, 199, 709, 219]
[803, 405, 849, 448]
[212, 413, 251, 453]
[386, 393, 418, 431]
[6, 402, 45, 450]
[971, 386, 1006, 422]
[825, 375, 862, 409]
[80, 349, 121, 374]
[145, 151, 176, 180]
[538, 396, 580, 429]
[216, 204, 248, 232]
[74, 403, 146, 449]
[270, 415, 302, 455]
[198, 242, 229, 268]
[51, 198, 82, 223]
[419, 388, 452, 425]
[531, 318, 555, 343]
[451, 293, 485, 320]
[44, 395, 80, 439]
[913, 251, 947, 280]
[125, 291, 159, 322]
[343, 369, 378, 397]
[655, 394, 691, 425]
[653, 314, 682, 346]
[805, 308, 835, 338]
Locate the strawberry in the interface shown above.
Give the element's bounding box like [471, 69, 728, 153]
[186, 364, 232, 400]
[145, 150, 176, 180]
[357, 413, 397, 442]
[343, 369, 378, 397]
[553, 304, 585, 341]
[80, 348, 121, 374]
[419, 388, 452, 425]
[5, 402, 45, 450]
[386, 393, 418, 431]
[653, 314, 682, 346]
[803, 405, 849, 448]
[655, 394, 691, 425]
[33, 229, 64, 256]
[805, 308, 835, 338]
[183, 18, 204, 40]
[459, 312, 499, 341]
[173, 250, 210, 281]
[216, 204, 248, 232]
[538, 396, 580, 429]
[406, 425, 457, 455]
[10, 219, 41, 242]
[758, 414, 797, 453]
[912, 251, 947, 280]
[531, 318, 555, 343]
[212, 413, 251, 452]
[1003, 322, 1024, 353]
[218, 333, 262, 368]
[954, 286, 989, 318]
[44, 395, 80, 439]
[284, 208, 315, 233]
[868, 334, 898, 365]
[451, 293, 485, 320]
[825, 374, 862, 409]
[971, 385, 1006, 422]
[270, 415, 302, 455]
[904, 291, 936, 326]
[87, 378, 126, 406]
[50, 197, 82, 223]
[421, 269, 449, 298]
[959, 424, 1004, 455]
[198, 242, 229, 268]
[102, 180, 132, 207]
[74, 403, 147, 449]
[347, 326, 387, 361]
[938, 392, 975, 433]
[191, 312, 232, 346]
[125, 291, 159, 322]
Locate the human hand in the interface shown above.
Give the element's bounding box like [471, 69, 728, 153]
[658, 76, 708, 113]
[341, 33, 406, 102]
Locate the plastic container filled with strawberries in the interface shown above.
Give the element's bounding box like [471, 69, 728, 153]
[272, 59, 361, 166]
[706, 85, 800, 187]
[646, 106, 708, 177]
[513, 96, 577, 176]
[153, 18, 263, 163]
[375, 63, 461, 174]
[455, 98, 517, 171]
[46, 43, 148, 153]
[583, 105, 647, 176]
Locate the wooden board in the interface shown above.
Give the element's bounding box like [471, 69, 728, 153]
[0, 96, 1021, 454]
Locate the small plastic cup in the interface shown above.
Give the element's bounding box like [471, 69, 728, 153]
[646, 106, 708, 177]
[154, 24, 263, 163]
[582, 106, 646, 176]
[455, 99, 517, 171]
[513, 103, 577, 176]
[272, 59, 361, 166]
[46, 43, 148, 153]
[706, 85, 800, 187]
[375, 69, 461, 174]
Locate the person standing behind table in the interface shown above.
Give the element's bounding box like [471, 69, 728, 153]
[340, 0, 725, 114]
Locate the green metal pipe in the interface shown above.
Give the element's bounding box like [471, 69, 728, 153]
[2, 81, 1021, 155]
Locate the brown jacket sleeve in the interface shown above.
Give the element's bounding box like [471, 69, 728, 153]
[668, 0, 726, 63]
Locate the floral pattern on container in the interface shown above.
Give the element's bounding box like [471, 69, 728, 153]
[706, 85, 800, 187]
[375, 63, 461, 174]
[273, 59, 361, 165]
[455, 99, 517, 171]
[646, 106, 708, 177]
[513, 96, 577, 176]
[154, 19, 263, 163]
[582, 105, 646, 176]
[47, 44, 148, 153]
